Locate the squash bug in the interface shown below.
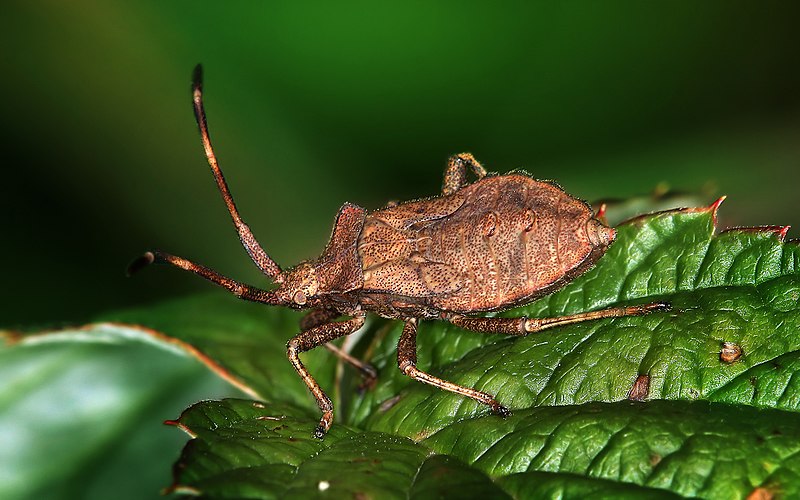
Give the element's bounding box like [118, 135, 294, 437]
[129, 65, 669, 438]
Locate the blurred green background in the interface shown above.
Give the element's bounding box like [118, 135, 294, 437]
[2, 1, 799, 328]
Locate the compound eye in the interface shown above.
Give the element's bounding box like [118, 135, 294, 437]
[293, 290, 307, 305]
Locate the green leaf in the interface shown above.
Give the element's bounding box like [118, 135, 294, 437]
[9, 204, 800, 498]
[497, 472, 683, 499]
[0, 325, 242, 500]
[168, 399, 512, 499]
[100, 296, 339, 413]
[168, 398, 798, 499]
[166, 399, 350, 498]
[421, 400, 800, 498]
[167, 399, 430, 498]
[709, 348, 800, 410]
[591, 183, 713, 227]
[407, 454, 512, 500]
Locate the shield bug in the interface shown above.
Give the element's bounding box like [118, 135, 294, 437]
[129, 65, 669, 439]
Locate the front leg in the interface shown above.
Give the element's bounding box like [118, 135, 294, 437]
[300, 309, 377, 386]
[287, 314, 366, 438]
[442, 153, 487, 196]
[300, 308, 340, 331]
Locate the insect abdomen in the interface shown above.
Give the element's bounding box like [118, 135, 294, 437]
[422, 175, 600, 312]
[358, 174, 604, 314]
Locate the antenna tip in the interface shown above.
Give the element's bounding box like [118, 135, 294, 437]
[126, 251, 156, 277]
[192, 64, 203, 91]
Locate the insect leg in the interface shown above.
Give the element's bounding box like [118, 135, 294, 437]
[127, 250, 281, 305]
[449, 302, 670, 335]
[442, 153, 488, 196]
[287, 314, 366, 439]
[301, 309, 378, 385]
[300, 308, 340, 331]
[397, 318, 510, 416]
[191, 65, 284, 283]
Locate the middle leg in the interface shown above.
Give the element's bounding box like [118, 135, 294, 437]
[397, 318, 510, 416]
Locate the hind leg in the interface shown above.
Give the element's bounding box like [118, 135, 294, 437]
[448, 302, 670, 335]
[442, 153, 487, 195]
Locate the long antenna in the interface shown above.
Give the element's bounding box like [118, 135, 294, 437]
[127, 250, 283, 305]
[192, 64, 283, 283]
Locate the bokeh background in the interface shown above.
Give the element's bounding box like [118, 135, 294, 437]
[3, 2, 800, 328]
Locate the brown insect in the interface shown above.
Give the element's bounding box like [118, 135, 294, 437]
[130, 65, 668, 438]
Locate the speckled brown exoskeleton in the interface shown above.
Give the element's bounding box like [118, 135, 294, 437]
[130, 66, 669, 438]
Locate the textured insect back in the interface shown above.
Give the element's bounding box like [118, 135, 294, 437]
[358, 193, 469, 302]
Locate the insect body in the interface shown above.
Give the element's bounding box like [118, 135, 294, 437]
[357, 172, 615, 318]
[131, 66, 668, 438]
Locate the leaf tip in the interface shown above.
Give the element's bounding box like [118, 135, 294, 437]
[710, 195, 727, 210]
[164, 419, 197, 438]
[708, 195, 727, 225]
[760, 225, 792, 242]
[720, 225, 793, 242]
[596, 203, 608, 225]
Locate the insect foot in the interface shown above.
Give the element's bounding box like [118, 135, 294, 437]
[492, 403, 512, 418]
[313, 413, 333, 440]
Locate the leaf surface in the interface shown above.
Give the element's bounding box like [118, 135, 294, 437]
[0, 325, 241, 500]
[101, 296, 338, 412]
[9, 204, 800, 499]
[169, 398, 798, 499]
